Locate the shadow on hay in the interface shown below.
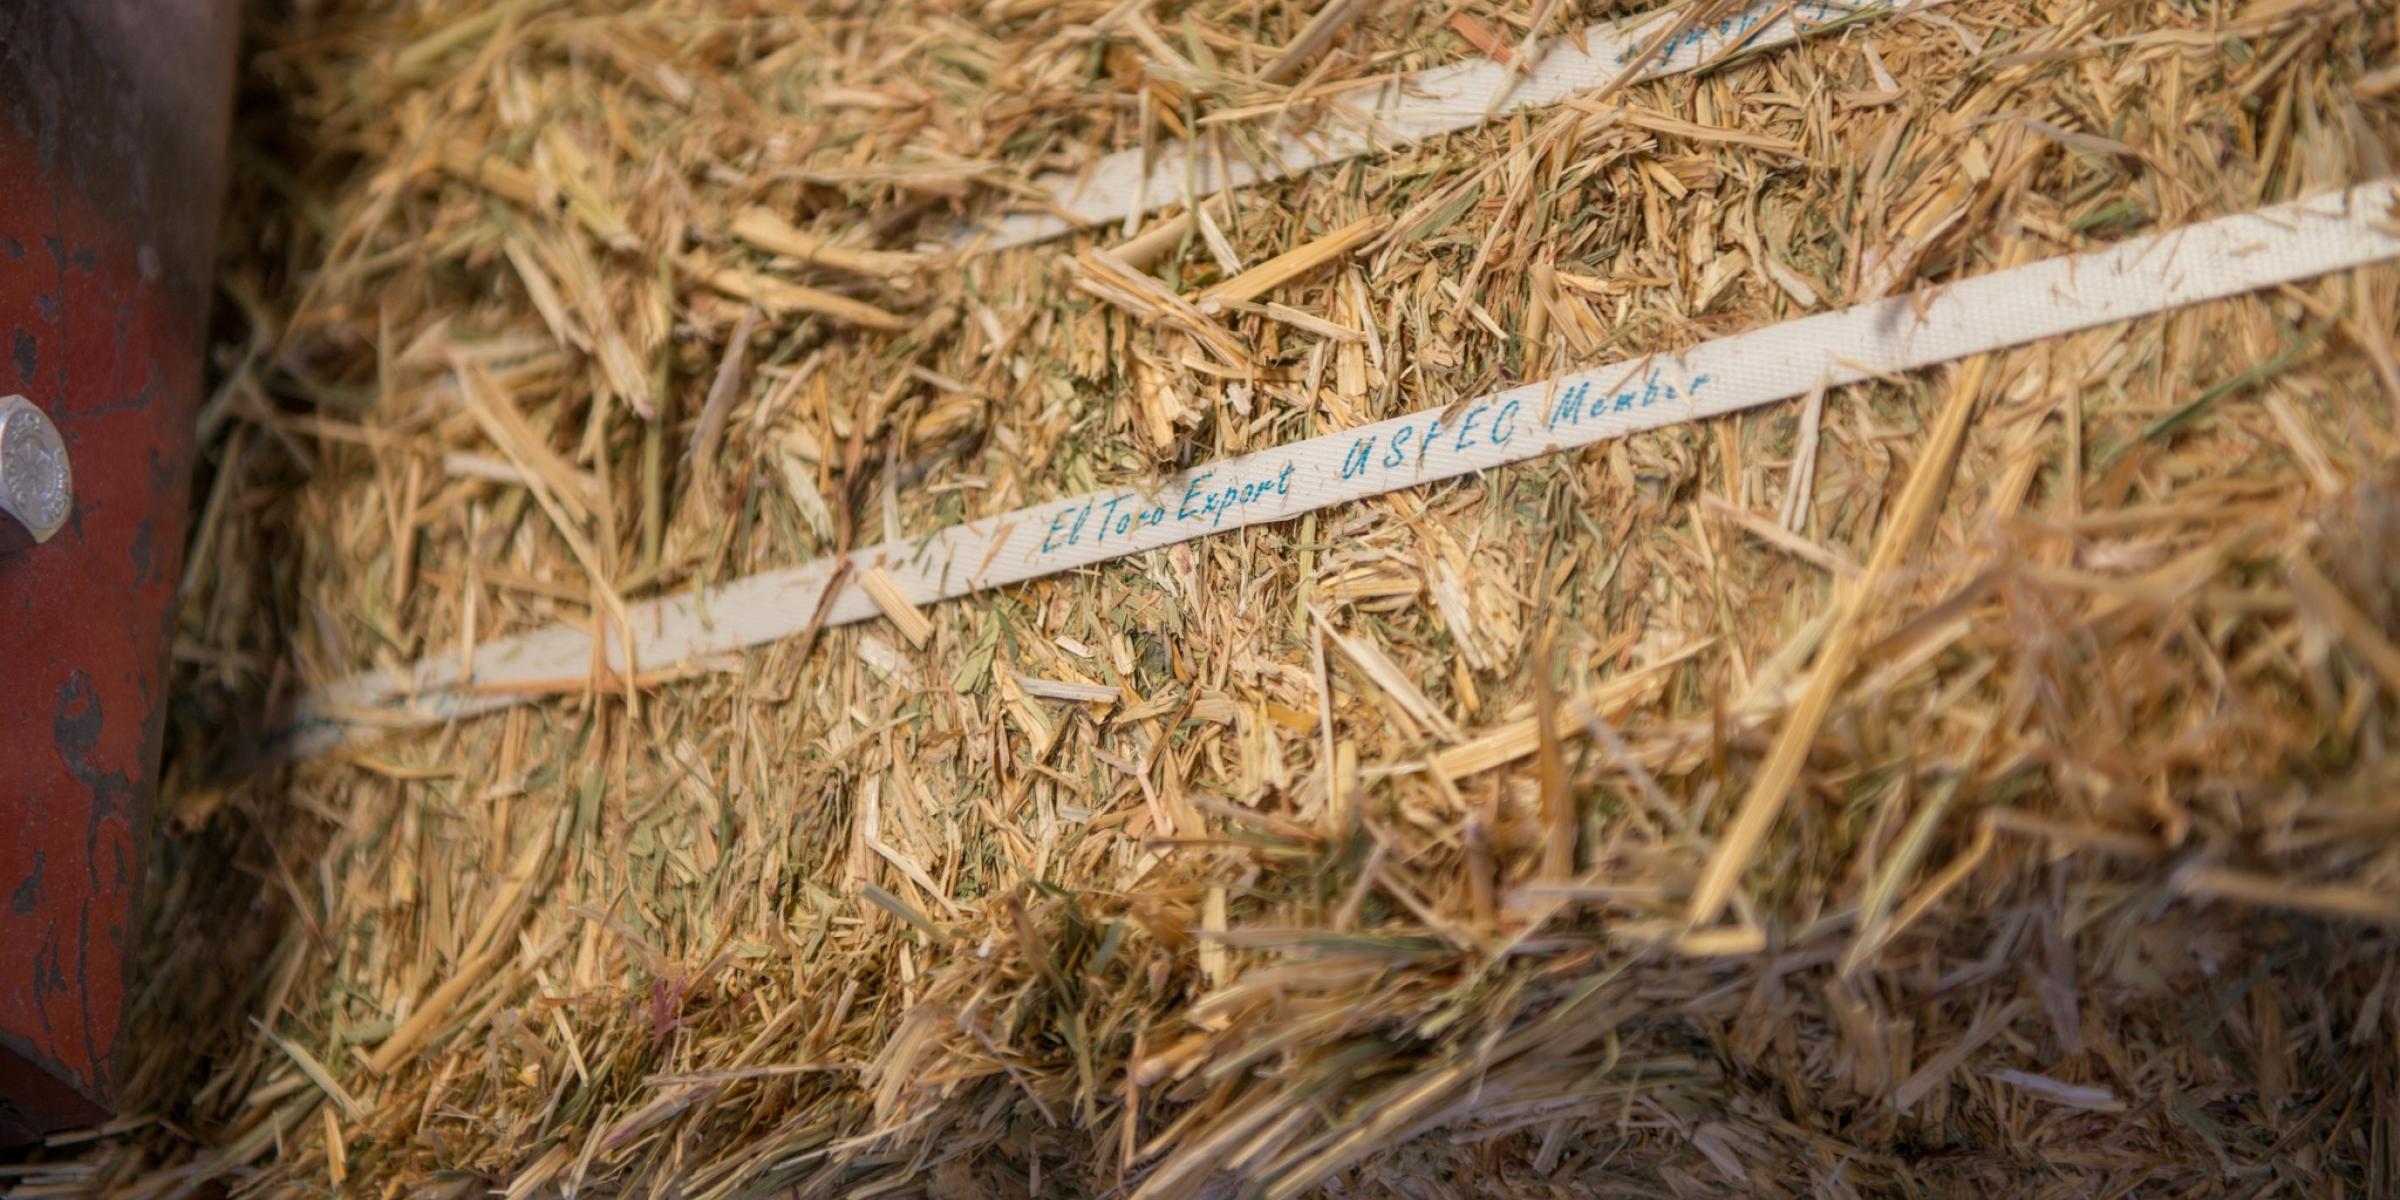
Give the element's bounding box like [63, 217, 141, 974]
[95, 0, 341, 1163]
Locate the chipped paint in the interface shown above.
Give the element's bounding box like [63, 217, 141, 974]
[0, 0, 235, 1143]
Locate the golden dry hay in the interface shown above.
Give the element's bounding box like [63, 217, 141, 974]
[18, 0, 2400, 1196]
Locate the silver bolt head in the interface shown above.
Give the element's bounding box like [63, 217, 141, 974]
[0, 395, 72, 544]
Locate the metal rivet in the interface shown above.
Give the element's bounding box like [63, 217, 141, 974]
[0, 395, 72, 544]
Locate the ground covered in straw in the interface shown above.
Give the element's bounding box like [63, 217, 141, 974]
[14, 0, 2400, 1196]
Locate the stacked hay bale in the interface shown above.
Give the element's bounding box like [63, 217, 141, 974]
[25, 0, 2399, 1195]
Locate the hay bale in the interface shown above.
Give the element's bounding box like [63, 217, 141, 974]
[20, 0, 2400, 1196]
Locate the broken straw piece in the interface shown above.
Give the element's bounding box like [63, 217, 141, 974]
[862, 568, 935, 648]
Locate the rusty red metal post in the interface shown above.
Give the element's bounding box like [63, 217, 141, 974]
[1, 0, 238, 1141]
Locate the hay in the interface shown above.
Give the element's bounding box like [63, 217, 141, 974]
[19, 0, 2400, 1196]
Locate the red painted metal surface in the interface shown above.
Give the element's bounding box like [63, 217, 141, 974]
[0, 0, 237, 1142]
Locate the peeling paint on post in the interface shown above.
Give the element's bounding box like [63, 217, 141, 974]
[0, 0, 237, 1143]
